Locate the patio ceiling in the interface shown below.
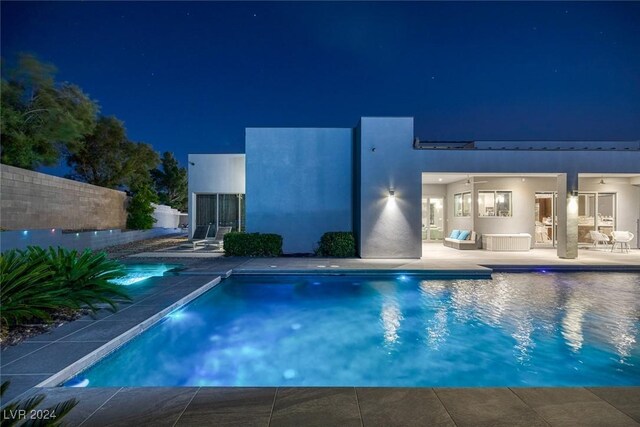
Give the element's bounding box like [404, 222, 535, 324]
[422, 173, 640, 185]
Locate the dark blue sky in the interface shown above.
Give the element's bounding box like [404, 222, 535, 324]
[2, 2, 639, 172]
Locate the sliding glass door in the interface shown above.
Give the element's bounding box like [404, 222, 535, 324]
[195, 193, 245, 236]
[195, 195, 217, 234]
[534, 193, 556, 246]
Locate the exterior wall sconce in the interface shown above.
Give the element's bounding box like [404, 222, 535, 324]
[388, 189, 395, 199]
[568, 194, 579, 214]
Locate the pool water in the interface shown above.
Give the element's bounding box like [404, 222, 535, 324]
[110, 264, 182, 286]
[67, 272, 640, 387]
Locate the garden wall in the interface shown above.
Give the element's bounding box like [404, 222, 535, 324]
[1, 164, 128, 231]
[0, 227, 183, 252]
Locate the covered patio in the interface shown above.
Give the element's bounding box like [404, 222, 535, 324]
[421, 242, 640, 269]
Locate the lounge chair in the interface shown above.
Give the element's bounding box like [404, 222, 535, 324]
[205, 226, 232, 250]
[589, 230, 610, 249]
[611, 231, 634, 253]
[188, 224, 211, 250]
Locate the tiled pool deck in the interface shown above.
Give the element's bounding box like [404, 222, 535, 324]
[2, 252, 639, 425]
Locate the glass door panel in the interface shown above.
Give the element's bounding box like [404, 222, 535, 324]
[535, 193, 555, 246]
[426, 197, 444, 241]
[218, 194, 239, 232]
[578, 193, 596, 244]
[195, 195, 217, 230]
[597, 193, 615, 238]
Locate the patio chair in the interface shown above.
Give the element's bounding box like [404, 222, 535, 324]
[611, 231, 634, 253]
[205, 226, 232, 250]
[186, 224, 211, 250]
[589, 231, 610, 249]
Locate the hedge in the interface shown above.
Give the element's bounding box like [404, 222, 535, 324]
[317, 232, 356, 257]
[223, 232, 283, 256]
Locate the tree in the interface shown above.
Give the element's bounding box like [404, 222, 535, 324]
[126, 180, 158, 230]
[151, 152, 187, 211]
[0, 54, 98, 169]
[66, 116, 159, 189]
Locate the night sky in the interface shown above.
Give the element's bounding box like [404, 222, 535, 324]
[2, 2, 640, 173]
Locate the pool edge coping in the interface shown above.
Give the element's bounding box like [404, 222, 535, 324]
[34, 276, 222, 389]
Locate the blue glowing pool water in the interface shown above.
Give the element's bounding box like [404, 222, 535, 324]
[110, 264, 182, 286]
[66, 272, 640, 387]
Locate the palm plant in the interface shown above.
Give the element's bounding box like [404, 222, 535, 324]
[0, 381, 77, 427]
[26, 247, 131, 312]
[0, 250, 75, 327]
[1, 247, 131, 329]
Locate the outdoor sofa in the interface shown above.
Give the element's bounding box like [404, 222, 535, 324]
[444, 230, 481, 250]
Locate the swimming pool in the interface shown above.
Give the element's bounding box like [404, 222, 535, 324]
[66, 272, 640, 387]
[110, 263, 183, 286]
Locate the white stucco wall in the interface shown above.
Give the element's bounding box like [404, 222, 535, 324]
[187, 154, 246, 237]
[356, 117, 422, 258]
[152, 204, 183, 228]
[245, 127, 353, 253]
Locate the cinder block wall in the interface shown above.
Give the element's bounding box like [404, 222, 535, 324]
[1, 164, 127, 231]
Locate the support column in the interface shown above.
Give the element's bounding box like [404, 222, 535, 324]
[557, 173, 579, 259]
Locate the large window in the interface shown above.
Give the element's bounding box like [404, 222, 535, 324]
[478, 191, 512, 217]
[454, 192, 471, 217]
[195, 193, 245, 236]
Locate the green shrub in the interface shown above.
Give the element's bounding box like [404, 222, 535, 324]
[126, 181, 158, 230]
[0, 247, 130, 328]
[223, 232, 283, 256]
[317, 232, 356, 257]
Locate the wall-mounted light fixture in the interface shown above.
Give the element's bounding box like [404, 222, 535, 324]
[568, 195, 579, 214]
[388, 189, 395, 199]
[189, 161, 195, 166]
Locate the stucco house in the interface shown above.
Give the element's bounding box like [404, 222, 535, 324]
[188, 117, 640, 258]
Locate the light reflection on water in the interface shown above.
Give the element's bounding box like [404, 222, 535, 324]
[419, 273, 639, 366]
[69, 272, 640, 387]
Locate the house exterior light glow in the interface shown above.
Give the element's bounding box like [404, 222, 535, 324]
[189, 117, 640, 259]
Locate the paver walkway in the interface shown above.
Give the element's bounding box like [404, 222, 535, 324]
[0, 274, 219, 403]
[7, 386, 640, 426]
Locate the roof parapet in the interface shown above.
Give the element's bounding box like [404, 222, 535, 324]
[413, 138, 640, 151]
